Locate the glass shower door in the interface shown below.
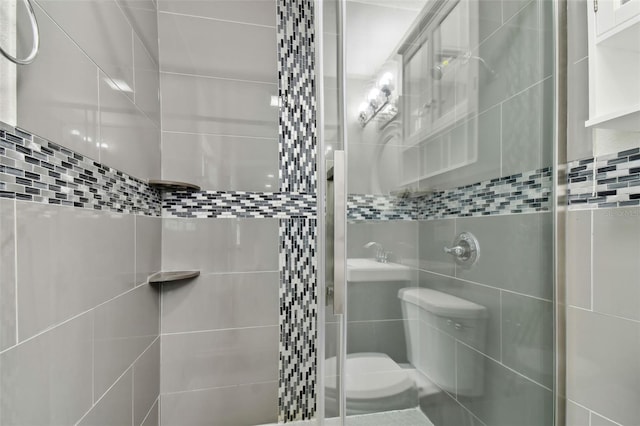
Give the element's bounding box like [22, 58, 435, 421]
[321, 0, 557, 424]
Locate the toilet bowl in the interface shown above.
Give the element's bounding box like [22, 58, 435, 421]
[324, 288, 488, 415]
[324, 353, 418, 416]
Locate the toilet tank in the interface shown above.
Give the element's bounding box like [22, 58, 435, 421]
[398, 288, 488, 397]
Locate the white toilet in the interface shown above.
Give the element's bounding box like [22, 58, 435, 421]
[325, 288, 488, 416]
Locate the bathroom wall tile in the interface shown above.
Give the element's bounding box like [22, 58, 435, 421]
[16, 202, 136, 340]
[347, 142, 406, 196]
[501, 77, 554, 176]
[591, 412, 621, 426]
[161, 272, 278, 333]
[135, 216, 162, 286]
[346, 321, 376, 355]
[161, 326, 278, 393]
[418, 218, 456, 276]
[421, 390, 485, 426]
[93, 285, 159, 399]
[566, 210, 591, 309]
[78, 370, 133, 426]
[593, 207, 640, 320]
[161, 382, 277, 426]
[159, 12, 276, 83]
[567, 307, 640, 426]
[162, 218, 278, 273]
[502, 0, 531, 22]
[419, 270, 502, 361]
[457, 343, 554, 426]
[158, 0, 276, 27]
[134, 35, 161, 125]
[567, 58, 592, 162]
[99, 73, 161, 181]
[568, 0, 589, 63]
[347, 281, 407, 322]
[0, 312, 93, 426]
[347, 320, 408, 364]
[566, 400, 590, 426]
[419, 105, 501, 192]
[141, 399, 159, 426]
[478, 0, 541, 112]
[455, 213, 553, 300]
[161, 132, 278, 192]
[133, 339, 160, 426]
[325, 321, 339, 361]
[37, 0, 135, 99]
[118, 0, 159, 64]
[501, 292, 554, 388]
[16, 2, 100, 160]
[347, 221, 419, 264]
[160, 72, 278, 138]
[478, 0, 502, 46]
[0, 198, 16, 351]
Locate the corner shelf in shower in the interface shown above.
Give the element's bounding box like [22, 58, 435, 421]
[148, 270, 200, 284]
[148, 180, 201, 191]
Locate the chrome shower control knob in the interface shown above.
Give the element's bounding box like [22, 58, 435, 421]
[443, 232, 480, 267]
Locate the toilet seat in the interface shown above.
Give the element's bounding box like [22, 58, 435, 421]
[325, 353, 417, 401]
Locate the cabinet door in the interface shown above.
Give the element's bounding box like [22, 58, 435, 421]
[596, 0, 640, 36]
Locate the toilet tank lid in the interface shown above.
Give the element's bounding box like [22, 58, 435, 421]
[398, 288, 488, 319]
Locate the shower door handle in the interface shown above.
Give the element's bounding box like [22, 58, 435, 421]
[333, 150, 346, 315]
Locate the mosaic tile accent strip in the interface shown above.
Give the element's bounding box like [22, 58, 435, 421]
[568, 149, 640, 209]
[277, 0, 318, 421]
[277, 0, 317, 194]
[278, 218, 318, 423]
[162, 191, 316, 218]
[0, 122, 161, 215]
[348, 167, 553, 221]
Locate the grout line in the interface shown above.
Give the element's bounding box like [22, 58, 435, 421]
[132, 363, 135, 426]
[92, 312, 95, 404]
[97, 66, 102, 163]
[161, 379, 277, 397]
[131, 29, 136, 105]
[161, 129, 277, 141]
[76, 336, 159, 426]
[499, 290, 503, 363]
[13, 198, 18, 342]
[157, 10, 277, 29]
[1, 283, 144, 355]
[140, 397, 159, 426]
[574, 55, 589, 66]
[160, 70, 277, 86]
[590, 209, 594, 311]
[457, 339, 552, 392]
[589, 410, 624, 426]
[161, 324, 279, 337]
[417, 267, 554, 303]
[568, 305, 640, 324]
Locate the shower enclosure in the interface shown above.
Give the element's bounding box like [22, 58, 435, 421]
[0, 0, 562, 423]
[319, 0, 559, 424]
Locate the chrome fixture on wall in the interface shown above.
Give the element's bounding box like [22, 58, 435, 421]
[444, 232, 480, 267]
[0, 0, 40, 65]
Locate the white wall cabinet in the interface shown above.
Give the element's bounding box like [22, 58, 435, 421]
[586, 0, 640, 130]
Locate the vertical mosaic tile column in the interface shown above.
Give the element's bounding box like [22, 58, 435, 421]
[277, 0, 318, 422]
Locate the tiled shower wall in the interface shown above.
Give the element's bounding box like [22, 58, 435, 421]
[565, 1, 640, 425]
[157, 1, 282, 425]
[0, 1, 161, 425]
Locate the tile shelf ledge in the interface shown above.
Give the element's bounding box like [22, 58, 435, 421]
[148, 271, 200, 284]
[148, 180, 201, 191]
